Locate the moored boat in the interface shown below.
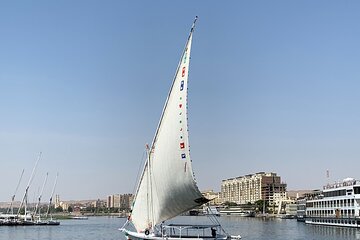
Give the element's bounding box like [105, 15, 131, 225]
[305, 178, 360, 228]
[219, 209, 255, 217]
[72, 216, 88, 220]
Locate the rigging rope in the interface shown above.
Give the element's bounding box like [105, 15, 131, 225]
[132, 148, 148, 195]
[205, 205, 230, 236]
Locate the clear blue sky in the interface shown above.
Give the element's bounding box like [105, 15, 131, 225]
[1, 1, 360, 201]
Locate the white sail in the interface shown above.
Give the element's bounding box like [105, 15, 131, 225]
[131, 18, 208, 232]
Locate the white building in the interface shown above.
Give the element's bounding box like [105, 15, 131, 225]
[221, 172, 287, 206]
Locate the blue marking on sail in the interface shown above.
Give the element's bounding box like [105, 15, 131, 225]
[180, 80, 184, 91]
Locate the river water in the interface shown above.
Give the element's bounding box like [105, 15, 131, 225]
[1, 216, 360, 240]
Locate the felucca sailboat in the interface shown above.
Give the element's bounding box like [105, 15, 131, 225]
[120, 17, 241, 240]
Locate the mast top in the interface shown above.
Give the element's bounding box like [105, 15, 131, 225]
[190, 16, 198, 33]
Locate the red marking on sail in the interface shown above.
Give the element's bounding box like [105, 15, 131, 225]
[179, 104, 182, 108]
[182, 67, 186, 77]
[180, 142, 185, 149]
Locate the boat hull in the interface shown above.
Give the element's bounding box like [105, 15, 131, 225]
[47, 220, 60, 225]
[303, 178, 360, 228]
[123, 229, 228, 240]
[305, 217, 360, 228]
[219, 211, 255, 217]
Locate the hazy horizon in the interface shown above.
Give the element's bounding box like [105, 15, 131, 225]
[1, 1, 360, 202]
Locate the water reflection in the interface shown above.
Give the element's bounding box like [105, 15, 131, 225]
[308, 224, 360, 240]
[215, 216, 360, 240]
[1, 216, 360, 240]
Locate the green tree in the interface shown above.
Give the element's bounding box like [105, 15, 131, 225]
[68, 206, 73, 212]
[55, 206, 63, 212]
[254, 200, 268, 213]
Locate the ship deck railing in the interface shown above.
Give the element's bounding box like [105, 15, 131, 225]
[159, 224, 224, 238]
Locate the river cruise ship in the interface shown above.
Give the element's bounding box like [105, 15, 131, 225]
[305, 178, 360, 228]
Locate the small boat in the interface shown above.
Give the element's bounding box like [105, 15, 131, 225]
[219, 209, 255, 217]
[44, 173, 60, 225]
[279, 214, 296, 219]
[72, 216, 88, 220]
[33, 172, 49, 225]
[120, 17, 241, 240]
[0, 157, 61, 227]
[203, 206, 220, 217]
[34, 220, 48, 225]
[47, 220, 60, 225]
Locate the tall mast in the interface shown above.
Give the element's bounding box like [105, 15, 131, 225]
[144, 144, 155, 229]
[46, 172, 59, 218]
[34, 172, 49, 221]
[7, 169, 24, 215]
[146, 144, 151, 227]
[17, 152, 42, 216]
[129, 17, 204, 232]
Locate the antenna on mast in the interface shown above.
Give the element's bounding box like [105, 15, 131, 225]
[326, 169, 330, 184]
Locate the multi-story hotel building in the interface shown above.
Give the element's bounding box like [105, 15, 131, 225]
[120, 194, 133, 210]
[107, 194, 120, 208]
[221, 172, 287, 205]
[107, 194, 133, 209]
